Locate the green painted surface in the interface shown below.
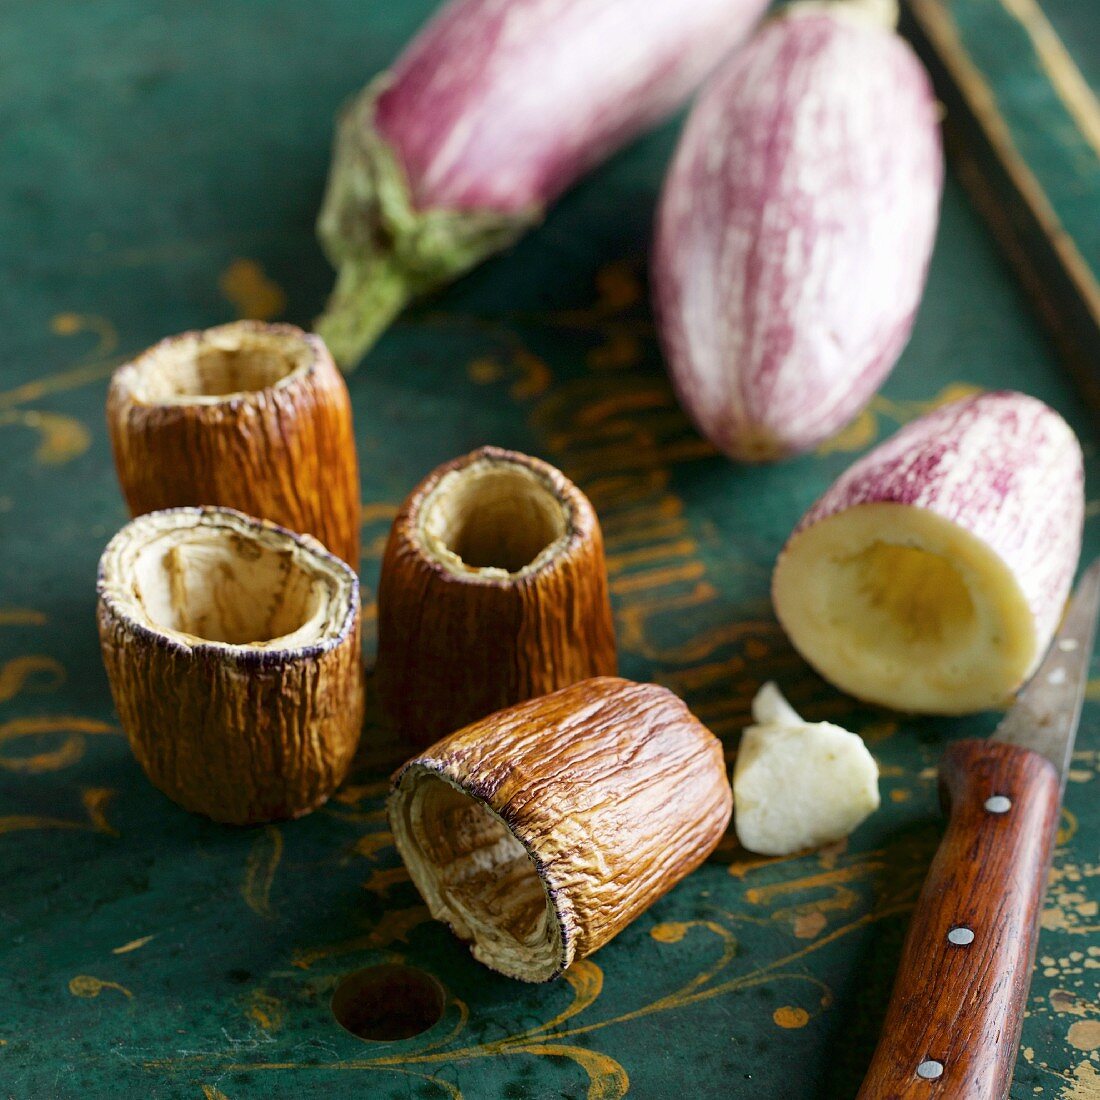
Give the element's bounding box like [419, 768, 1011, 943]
[952, 0, 1100, 288]
[1, 2, 1098, 1097]
[1044, 0, 1100, 96]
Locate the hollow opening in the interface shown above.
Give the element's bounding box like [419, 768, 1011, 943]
[412, 779, 549, 944]
[773, 503, 1037, 713]
[420, 463, 569, 575]
[829, 541, 977, 654]
[130, 326, 311, 403]
[131, 530, 325, 646]
[331, 965, 445, 1042]
[389, 772, 561, 980]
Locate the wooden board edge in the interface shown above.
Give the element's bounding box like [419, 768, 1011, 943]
[903, 0, 1100, 415]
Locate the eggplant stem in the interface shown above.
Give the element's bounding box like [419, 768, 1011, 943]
[314, 79, 537, 370]
[315, 257, 411, 369]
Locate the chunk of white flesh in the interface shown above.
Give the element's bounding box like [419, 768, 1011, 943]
[734, 683, 880, 856]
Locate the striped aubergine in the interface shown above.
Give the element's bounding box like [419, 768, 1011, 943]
[653, 0, 943, 461]
[316, 0, 769, 367]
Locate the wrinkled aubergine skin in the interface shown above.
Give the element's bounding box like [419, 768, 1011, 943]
[97, 510, 365, 826]
[107, 322, 362, 567]
[374, 0, 770, 214]
[391, 677, 733, 979]
[653, 6, 943, 461]
[376, 446, 617, 747]
[784, 391, 1084, 670]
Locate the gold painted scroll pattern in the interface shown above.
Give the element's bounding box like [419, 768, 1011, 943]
[141, 838, 921, 1097]
[1, 263, 288, 468]
[0, 618, 123, 838]
[0, 312, 124, 466]
[526, 344, 846, 740]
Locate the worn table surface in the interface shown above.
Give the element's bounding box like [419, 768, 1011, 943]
[904, 0, 1100, 405]
[2, 2, 1098, 1097]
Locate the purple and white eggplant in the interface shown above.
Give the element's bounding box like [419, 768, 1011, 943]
[772, 391, 1084, 714]
[653, 0, 943, 461]
[317, 0, 769, 366]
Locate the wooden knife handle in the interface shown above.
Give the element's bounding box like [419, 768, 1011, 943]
[857, 739, 1060, 1100]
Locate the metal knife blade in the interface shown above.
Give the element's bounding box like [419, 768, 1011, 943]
[994, 557, 1100, 794]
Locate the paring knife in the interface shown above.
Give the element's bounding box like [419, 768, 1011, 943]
[858, 558, 1100, 1100]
